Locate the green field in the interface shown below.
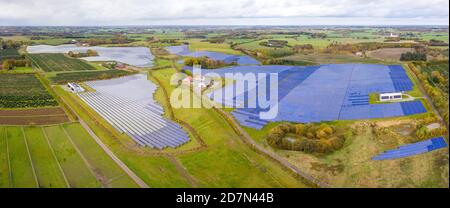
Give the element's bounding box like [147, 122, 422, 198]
[23, 126, 68, 188]
[281, 53, 395, 65]
[43, 125, 101, 188]
[0, 48, 21, 61]
[28, 53, 96, 72]
[186, 39, 242, 55]
[48, 70, 134, 84]
[0, 123, 138, 188]
[0, 73, 58, 108]
[3, 126, 38, 187]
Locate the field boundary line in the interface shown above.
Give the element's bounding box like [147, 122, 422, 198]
[77, 119, 150, 188]
[0, 114, 67, 118]
[57, 89, 149, 188]
[5, 128, 13, 187]
[21, 127, 39, 187]
[166, 154, 198, 187]
[60, 124, 104, 188]
[41, 127, 70, 188]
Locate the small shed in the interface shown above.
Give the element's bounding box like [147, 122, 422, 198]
[379, 92, 402, 102]
[67, 83, 85, 93]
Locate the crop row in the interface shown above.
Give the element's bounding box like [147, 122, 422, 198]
[50, 70, 134, 84]
[28, 53, 96, 72]
[0, 73, 58, 108]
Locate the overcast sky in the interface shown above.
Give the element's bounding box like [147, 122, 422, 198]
[0, 0, 448, 26]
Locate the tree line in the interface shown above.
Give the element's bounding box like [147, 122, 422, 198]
[184, 56, 235, 69]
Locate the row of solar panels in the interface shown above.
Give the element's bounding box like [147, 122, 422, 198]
[389, 65, 413, 92]
[79, 92, 189, 149]
[372, 137, 447, 160]
[79, 75, 189, 149]
[232, 110, 268, 130]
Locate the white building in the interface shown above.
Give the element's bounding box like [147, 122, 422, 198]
[67, 83, 85, 93]
[379, 92, 402, 102]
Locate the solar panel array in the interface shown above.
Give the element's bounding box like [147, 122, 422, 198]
[204, 64, 427, 129]
[166, 45, 261, 65]
[78, 74, 189, 149]
[372, 137, 448, 160]
[389, 65, 413, 91]
[400, 101, 427, 115]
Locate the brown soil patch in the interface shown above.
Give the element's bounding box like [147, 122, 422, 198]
[0, 107, 70, 125]
[0, 107, 66, 116]
[368, 48, 415, 61]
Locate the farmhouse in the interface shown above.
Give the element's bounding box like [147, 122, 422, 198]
[379, 92, 402, 102]
[67, 82, 85, 93]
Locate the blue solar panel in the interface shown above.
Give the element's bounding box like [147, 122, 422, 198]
[388, 65, 413, 91]
[201, 63, 426, 128]
[373, 137, 447, 160]
[165, 45, 261, 65]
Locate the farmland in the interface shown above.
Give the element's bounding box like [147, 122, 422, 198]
[28, 53, 96, 72]
[0, 48, 21, 61]
[0, 123, 139, 188]
[48, 70, 135, 84]
[0, 108, 70, 125]
[0, 73, 58, 108]
[368, 48, 415, 61]
[186, 39, 243, 55]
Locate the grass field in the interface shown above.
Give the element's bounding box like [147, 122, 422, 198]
[235, 35, 386, 51]
[23, 126, 68, 188]
[281, 53, 395, 65]
[3, 126, 38, 187]
[0, 73, 58, 108]
[43, 125, 101, 187]
[0, 123, 138, 188]
[28, 53, 96, 72]
[186, 39, 243, 55]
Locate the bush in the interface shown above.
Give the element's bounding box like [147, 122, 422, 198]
[266, 123, 345, 154]
[400, 52, 427, 61]
[184, 56, 235, 69]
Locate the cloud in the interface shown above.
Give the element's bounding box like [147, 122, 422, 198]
[0, 0, 448, 25]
